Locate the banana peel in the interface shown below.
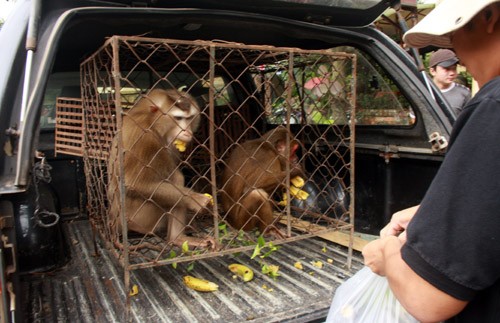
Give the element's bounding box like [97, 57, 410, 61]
[129, 284, 139, 296]
[183, 275, 219, 292]
[228, 263, 254, 282]
[174, 139, 187, 152]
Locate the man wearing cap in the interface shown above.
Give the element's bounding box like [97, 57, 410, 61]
[429, 48, 471, 115]
[362, 0, 500, 322]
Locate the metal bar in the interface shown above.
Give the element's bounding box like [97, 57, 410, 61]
[111, 37, 130, 320]
[347, 54, 357, 269]
[19, 0, 41, 124]
[127, 227, 343, 271]
[15, 0, 42, 185]
[0, 249, 10, 322]
[209, 45, 220, 243]
[285, 51, 295, 237]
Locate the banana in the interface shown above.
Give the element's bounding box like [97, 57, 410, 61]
[290, 185, 309, 200]
[278, 193, 288, 206]
[129, 284, 139, 296]
[203, 193, 214, 205]
[228, 263, 254, 282]
[183, 275, 219, 292]
[294, 261, 303, 270]
[174, 139, 187, 152]
[290, 176, 305, 188]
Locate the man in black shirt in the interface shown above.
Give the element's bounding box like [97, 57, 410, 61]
[362, 0, 500, 322]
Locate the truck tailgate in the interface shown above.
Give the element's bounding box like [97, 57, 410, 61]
[21, 219, 364, 322]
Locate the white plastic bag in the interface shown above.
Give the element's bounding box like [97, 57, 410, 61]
[326, 266, 418, 323]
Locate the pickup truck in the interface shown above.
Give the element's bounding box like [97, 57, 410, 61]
[0, 1, 456, 322]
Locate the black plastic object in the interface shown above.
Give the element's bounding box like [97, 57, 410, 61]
[290, 175, 349, 221]
[13, 181, 70, 274]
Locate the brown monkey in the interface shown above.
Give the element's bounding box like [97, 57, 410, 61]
[220, 126, 302, 235]
[107, 88, 214, 249]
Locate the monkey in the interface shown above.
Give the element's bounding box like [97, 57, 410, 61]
[220, 126, 303, 236]
[107, 88, 214, 249]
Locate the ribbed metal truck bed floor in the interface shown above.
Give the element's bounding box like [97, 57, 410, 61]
[20, 219, 364, 322]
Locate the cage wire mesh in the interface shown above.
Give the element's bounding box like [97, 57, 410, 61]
[78, 36, 356, 270]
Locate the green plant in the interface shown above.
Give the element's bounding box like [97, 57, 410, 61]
[251, 235, 282, 279]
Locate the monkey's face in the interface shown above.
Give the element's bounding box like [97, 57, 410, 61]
[276, 140, 300, 164]
[145, 89, 201, 146]
[164, 102, 200, 145]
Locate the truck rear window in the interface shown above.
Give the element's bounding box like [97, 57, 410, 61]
[254, 46, 415, 126]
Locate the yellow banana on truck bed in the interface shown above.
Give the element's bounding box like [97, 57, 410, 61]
[228, 263, 254, 282]
[183, 275, 219, 292]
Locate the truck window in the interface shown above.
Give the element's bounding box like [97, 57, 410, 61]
[349, 47, 416, 126]
[42, 71, 234, 130]
[40, 72, 81, 130]
[255, 47, 415, 126]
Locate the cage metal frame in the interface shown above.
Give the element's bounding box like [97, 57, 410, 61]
[77, 36, 357, 279]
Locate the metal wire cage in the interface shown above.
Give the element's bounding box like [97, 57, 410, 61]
[78, 36, 356, 271]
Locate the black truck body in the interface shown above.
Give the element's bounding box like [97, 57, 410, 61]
[0, 1, 454, 322]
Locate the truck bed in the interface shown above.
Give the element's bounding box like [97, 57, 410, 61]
[20, 219, 364, 323]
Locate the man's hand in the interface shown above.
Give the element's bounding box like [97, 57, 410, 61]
[362, 235, 402, 276]
[380, 205, 419, 242]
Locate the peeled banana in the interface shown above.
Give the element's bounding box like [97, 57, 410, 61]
[290, 185, 309, 200]
[228, 263, 254, 282]
[183, 275, 219, 292]
[278, 193, 288, 206]
[174, 139, 187, 152]
[290, 176, 305, 188]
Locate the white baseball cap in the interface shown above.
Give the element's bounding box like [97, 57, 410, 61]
[403, 0, 500, 48]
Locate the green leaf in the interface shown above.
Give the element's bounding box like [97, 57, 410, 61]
[268, 242, 279, 252]
[172, 262, 177, 269]
[237, 230, 246, 241]
[181, 241, 189, 254]
[261, 264, 280, 279]
[187, 263, 195, 272]
[218, 223, 228, 236]
[251, 245, 261, 260]
[261, 249, 274, 259]
[257, 235, 266, 247]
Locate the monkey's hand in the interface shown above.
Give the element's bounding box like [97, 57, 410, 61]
[289, 163, 304, 178]
[173, 235, 218, 250]
[186, 192, 213, 213]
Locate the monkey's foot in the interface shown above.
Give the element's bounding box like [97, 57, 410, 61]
[113, 239, 163, 252]
[172, 235, 218, 250]
[264, 226, 289, 240]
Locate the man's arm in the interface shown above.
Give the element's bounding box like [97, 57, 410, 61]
[363, 236, 468, 322]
